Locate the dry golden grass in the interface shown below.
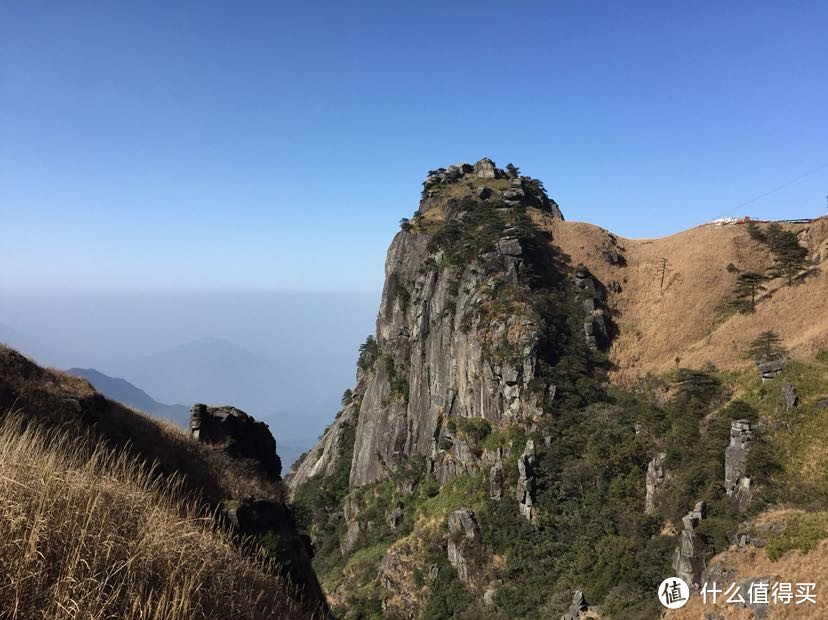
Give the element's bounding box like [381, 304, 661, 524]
[0, 413, 313, 619]
[0, 345, 284, 506]
[544, 216, 828, 385]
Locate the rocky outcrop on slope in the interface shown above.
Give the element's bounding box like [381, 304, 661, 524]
[560, 590, 590, 620]
[446, 508, 483, 586]
[516, 439, 538, 523]
[724, 419, 754, 510]
[782, 380, 798, 411]
[573, 264, 609, 350]
[190, 403, 281, 479]
[757, 359, 785, 381]
[645, 452, 668, 514]
[673, 501, 710, 589]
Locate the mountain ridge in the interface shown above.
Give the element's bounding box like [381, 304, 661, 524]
[66, 367, 190, 427]
[288, 158, 828, 618]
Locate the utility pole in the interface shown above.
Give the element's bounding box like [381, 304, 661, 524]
[657, 258, 671, 295]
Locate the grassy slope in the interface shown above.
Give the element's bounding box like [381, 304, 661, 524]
[0, 345, 325, 619]
[546, 216, 828, 384]
[0, 415, 304, 618]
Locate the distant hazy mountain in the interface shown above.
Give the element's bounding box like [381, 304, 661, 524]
[106, 337, 270, 411]
[66, 367, 189, 427]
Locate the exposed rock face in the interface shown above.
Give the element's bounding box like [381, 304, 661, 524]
[756, 358, 785, 381]
[561, 590, 589, 620]
[334, 160, 565, 489]
[645, 452, 668, 514]
[289, 159, 567, 501]
[189, 403, 281, 479]
[724, 419, 754, 510]
[516, 440, 538, 523]
[672, 501, 709, 589]
[446, 508, 482, 586]
[489, 459, 504, 500]
[474, 157, 498, 179]
[341, 493, 360, 555]
[573, 264, 608, 350]
[782, 380, 797, 411]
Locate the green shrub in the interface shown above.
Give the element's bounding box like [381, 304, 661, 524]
[765, 512, 828, 561]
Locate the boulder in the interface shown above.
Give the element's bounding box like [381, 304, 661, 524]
[474, 157, 497, 179]
[189, 403, 281, 479]
[782, 380, 797, 411]
[756, 359, 785, 381]
[477, 186, 493, 200]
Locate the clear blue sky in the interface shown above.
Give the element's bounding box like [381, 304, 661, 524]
[2, 1, 826, 293]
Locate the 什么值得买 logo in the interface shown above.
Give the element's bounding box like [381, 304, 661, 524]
[658, 577, 689, 609]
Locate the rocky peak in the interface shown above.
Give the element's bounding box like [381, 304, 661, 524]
[419, 157, 564, 219]
[290, 159, 572, 495]
[190, 403, 281, 480]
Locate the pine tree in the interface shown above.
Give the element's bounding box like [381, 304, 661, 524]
[745, 220, 767, 242]
[747, 330, 786, 362]
[767, 230, 809, 286]
[765, 222, 784, 251]
[731, 271, 768, 312]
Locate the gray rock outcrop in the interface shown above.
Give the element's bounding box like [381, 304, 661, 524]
[289, 159, 567, 498]
[782, 380, 797, 411]
[572, 264, 608, 350]
[560, 590, 589, 620]
[474, 158, 498, 179]
[341, 493, 360, 554]
[672, 501, 709, 589]
[516, 440, 538, 523]
[189, 403, 281, 479]
[489, 459, 504, 501]
[446, 508, 482, 586]
[756, 358, 785, 381]
[645, 452, 668, 514]
[724, 420, 754, 510]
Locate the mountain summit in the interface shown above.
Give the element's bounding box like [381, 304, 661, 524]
[291, 158, 576, 490]
[288, 160, 828, 618]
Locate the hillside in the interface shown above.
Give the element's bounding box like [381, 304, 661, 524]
[67, 366, 189, 426]
[288, 159, 828, 619]
[0, 344, 329, 618]
[545, 215, 828, 384]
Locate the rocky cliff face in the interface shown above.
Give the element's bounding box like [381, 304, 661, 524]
[290, 158, 569, 495]
[285, 160, 828, 620]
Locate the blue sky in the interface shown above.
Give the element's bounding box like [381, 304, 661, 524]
[2, 1, 826, 293]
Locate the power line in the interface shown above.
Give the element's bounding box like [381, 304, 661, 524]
[732, 162, 828, 212]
